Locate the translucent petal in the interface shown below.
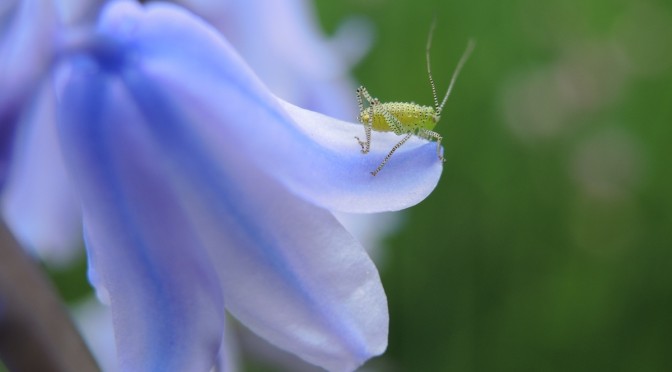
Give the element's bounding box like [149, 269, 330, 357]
[128, 55, 389, 372]
[2, 82, 81, 265]
[193, 173, 389, 371]
[97, 1, 443, 214]
[71, 297, 118, 372]
[118, 83, 389, 370]
[0, 0, 57, 185]
[56, 55, 224, 371]
[0, 0, 55, 111]
[174, 0, 363, 120]
[214, 317, 240, 372]
[60, 3, 390, 369]
[139, 123, 390, 370]
[53, 0, 103, 25]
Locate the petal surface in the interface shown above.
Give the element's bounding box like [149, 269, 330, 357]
[0, 0, 57, 185]
[56, 55, 224, 371]
[53, 0, 103, 25]
[0, 0, 56, 110]
[61, 3, 390, 369]
[143, 120, 390, 371]
[174, 0, 364, 121]
[120, 70, 389, 372]
[197, 173, 389, 372]
[97, 1, 443, 214]
[2, 81, 81, 264]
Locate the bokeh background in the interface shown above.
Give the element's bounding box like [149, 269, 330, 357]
[315, 0, 671, 371]
[4, 0, 671, 371]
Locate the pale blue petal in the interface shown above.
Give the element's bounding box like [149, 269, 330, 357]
[2, 82, 82, 264]
[53, 0, 103, 25]
[122, 97, 390, 369]
[277, 99, 444, 212]
[71, 297, 118, 372]
[215, 317, 240, 372]
[0, 0, 56, 109]
[56, 55, 224, 371]
[174, 0, 361, 120]
[61, 3, 389, 369]
[109, 69, 388, 371]
[334, 211, 404, 263]
[97, 1, 442, 214]
[0, 0, 57, 185]
[1, 0, 100, 250]
[191, 171, 389, 371]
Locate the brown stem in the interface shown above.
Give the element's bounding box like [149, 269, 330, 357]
[0, 219, 99, 372]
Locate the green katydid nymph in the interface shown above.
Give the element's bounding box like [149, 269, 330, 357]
[355, 23, 475, 176]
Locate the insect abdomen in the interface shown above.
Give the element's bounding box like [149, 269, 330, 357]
[372, 102, 437, 132]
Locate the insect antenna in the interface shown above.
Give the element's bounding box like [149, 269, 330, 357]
[426, 19, 440, 111]
[436, 39, 476, 116]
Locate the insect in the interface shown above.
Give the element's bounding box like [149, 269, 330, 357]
[355, 22, 475, 176]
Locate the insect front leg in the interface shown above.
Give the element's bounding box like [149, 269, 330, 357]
[357, 85, 377, 107]
[355, 86, 377, 153]
[418, 128, 445, 162]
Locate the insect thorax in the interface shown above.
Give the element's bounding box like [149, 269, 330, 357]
[360, 102, 438, 133]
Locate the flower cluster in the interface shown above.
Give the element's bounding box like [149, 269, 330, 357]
[1, 1, 443, 370]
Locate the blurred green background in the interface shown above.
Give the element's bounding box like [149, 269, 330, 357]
[315, 0, 672, 371]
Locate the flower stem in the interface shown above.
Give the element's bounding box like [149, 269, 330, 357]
[0, 219, 99, 371]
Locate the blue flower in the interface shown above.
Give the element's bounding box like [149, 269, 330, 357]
[174, 0, 373, 121]
[4, 1, 444, 370]
[0, 0, 56, 185]
[1, 0, 84, 260]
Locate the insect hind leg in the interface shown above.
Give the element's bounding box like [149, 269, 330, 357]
[371, 132, 414, 176]
[419, 128, 445, 162]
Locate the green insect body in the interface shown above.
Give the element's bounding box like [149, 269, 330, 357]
[355, 23, 475, 176]
[359, 102, 438, 132]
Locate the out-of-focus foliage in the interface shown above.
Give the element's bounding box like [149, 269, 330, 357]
[314, 0, 672, 371]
